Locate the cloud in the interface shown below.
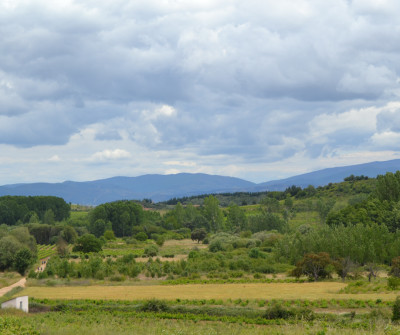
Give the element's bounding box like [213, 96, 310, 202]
[0, 0, 400, 184]
[90, 149, 131, 161]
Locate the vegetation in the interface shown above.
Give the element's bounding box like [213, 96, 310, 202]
[2, 172, 400, 333]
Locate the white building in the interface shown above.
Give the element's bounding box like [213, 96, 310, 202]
[1, 296, 29, 313]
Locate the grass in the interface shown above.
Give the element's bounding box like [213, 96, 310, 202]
[0, 272, 22, 289]
[21, 281, 400, 302]
[2, 309, 391, 335]
[21, 282, 347, 301]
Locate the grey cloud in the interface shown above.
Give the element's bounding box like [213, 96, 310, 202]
[377, 110, 400, 133]
[0, 0, 399, 167]
[95, 130, 122, 141]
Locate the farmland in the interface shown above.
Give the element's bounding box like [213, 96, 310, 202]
[2, 175, 400, 333]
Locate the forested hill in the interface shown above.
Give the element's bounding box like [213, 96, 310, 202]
[0, 159, 399, 205]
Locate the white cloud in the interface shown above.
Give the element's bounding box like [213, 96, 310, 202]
[48, 155, 61, 162]
[90, 149, 131, 161]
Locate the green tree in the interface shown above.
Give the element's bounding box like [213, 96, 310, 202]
[90, 219, 108, 238]
[292, 252, 333, 281]
[226, 203, 247, 231]
[0, 236, 22, 270]
[14, 247, 34, 275]
[203, 195, 223, 232]
[73, 234, 102, 253]
[43, 209, 55, 225]
[376, 171, 400, 202]
[191, 228, 207, 243]
[61, 225, 78, 244]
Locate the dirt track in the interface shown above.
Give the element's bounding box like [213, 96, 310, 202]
[0, 278, 26, 297]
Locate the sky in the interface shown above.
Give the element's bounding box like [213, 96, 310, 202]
[1, 0, 400, 185]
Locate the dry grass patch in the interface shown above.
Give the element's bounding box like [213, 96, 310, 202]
[21, 282, 400, 302]
[19, 282, 358, 301]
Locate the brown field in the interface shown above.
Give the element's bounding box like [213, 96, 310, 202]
[21, 281, 398, 301]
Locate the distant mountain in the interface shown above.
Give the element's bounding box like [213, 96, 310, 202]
[0, 159, 399, 205]
[0, 173, 255, 205]
[256, 159, 400, 191]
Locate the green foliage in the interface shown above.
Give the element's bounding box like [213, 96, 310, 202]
[14, 247, 34, 275]
[393, 296, 400, 321]
[103, 230, 116, 240]
[73, 234, 102, 253]
[144, 245, 159, 257]
[135, 232, 148, 241]
[388, 277, 400, 290]
[292, 252, 333, 281]
[140, 299, 169, 312]
[191, 228, 207, 243]
[276, 222, 399, 265]
[376, 171, 400, 202]
[0, 195, 70, 226]
[203, 195, 224, 232]
[89, 201, 144, 237]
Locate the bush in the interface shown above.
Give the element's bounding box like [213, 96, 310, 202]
[264, 304, 295, 319]
[156, 236, 165, 247]
[103, 230, 116, 240]
[388, 277, 400, 290]
[144, 245, 159, 257]
[393, 296, 400, 321]
[135, 232, 148, 241]
[140, 299, 169, 312]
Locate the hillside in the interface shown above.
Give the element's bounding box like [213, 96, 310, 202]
[0, 159, 398, 205]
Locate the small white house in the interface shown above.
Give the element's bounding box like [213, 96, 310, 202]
[1, 296, 29, 313]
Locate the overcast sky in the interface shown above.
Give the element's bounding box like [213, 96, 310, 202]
[1, 0, 400, 185]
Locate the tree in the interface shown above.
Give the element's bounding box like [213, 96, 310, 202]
[56, 238, 69, 257]
[203, 196, 223, 232]
[43, 209, 55, 225]
[226, 203, 247, 231]
[365, 262, 379, 282]
[14, 248, 34, 275]
[376, 171, 400, 202]
[0, 236, 22, 270]
[391, 257, 400, 278]
[90, 219, 108, 238]
[61, 225, 78, 244]
[73, 234, 102, 253]
[316, 198, 335, 223]
[334, 257, 356, 281]
[191, 228, 207, 243]
[292, 252, 333, 281]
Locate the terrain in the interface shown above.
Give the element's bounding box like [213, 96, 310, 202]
[2, 169, 400, 333]
[0, 159, 399, 205]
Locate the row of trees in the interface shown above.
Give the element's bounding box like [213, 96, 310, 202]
[0, 196, 70, 226]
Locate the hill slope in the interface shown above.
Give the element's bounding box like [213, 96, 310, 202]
[257, 159, 400, 191]
[0, 159, 399, 205]
[0, 173, 255, 205]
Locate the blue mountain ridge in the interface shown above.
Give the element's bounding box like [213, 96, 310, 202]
[0, 159, 399, 205]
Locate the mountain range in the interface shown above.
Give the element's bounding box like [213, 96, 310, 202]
[0, 159, 399, 205]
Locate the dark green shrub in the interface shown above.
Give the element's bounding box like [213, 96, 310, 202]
[135, 232, 148, 241]
[144, 245, 158, 257]
[392, 296, 400, 321]
[140, 299, 169, 312]
[388, 277, 400, 290]
[264, 304, 295, 319]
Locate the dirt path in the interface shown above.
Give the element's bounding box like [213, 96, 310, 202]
[0, 277, 26, 297]
[35, 257, 50, 273]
